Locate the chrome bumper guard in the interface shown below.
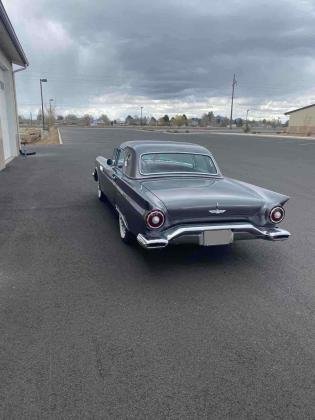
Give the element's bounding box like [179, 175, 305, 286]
[137, 223, 290, 249]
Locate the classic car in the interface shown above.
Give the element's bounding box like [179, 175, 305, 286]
[92, 140, 290, 249]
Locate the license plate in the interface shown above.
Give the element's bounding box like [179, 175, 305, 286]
[203, 230, 233, 246]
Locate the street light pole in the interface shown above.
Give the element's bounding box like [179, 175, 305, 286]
[40, 78, 47, 130]
[140, 106, 143, 126]
[246, 109, 250, 124]
[245, 109, 250, 132]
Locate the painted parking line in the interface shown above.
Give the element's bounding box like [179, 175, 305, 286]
[57, 128, 63, 144]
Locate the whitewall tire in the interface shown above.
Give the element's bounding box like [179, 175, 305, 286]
[97, 184, 105, 201]
[118, 214, 133, 244]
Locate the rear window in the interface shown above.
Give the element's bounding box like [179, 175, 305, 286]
[140, 153, 217, 175]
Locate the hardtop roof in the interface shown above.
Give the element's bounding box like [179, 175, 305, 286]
[120, 140, 211, 155]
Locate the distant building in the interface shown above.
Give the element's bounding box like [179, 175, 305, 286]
[189, 118, 200, 127]
[284, 104, 315, 136]
[0, 0, 28, 170]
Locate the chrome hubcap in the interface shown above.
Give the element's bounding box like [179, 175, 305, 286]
[119, 215, 127, 238]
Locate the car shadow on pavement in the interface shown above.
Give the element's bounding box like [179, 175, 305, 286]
[98, 197, 269, 272]
[136, 242, 254, 269]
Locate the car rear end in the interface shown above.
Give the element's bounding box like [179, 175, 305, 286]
[136, 177, 290, 249]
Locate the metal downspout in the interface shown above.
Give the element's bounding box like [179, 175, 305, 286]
[12, 64, 28, 153]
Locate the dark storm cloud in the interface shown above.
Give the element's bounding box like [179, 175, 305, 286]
[4, 0, 315, 117]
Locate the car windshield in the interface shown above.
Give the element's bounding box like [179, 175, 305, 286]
[140, 153, 217, 175]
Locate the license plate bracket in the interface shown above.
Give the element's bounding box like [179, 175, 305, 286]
[203, 230, 234, 246]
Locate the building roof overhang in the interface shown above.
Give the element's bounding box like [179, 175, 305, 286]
[0, 0, 28, 67]
[284, 104, 315, 116]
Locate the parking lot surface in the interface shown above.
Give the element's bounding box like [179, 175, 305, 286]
[0, 127, 314, 419]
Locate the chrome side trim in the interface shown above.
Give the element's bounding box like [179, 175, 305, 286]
[137, 223, 291, 249]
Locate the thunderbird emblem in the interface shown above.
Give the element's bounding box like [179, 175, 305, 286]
[209, 202, 226, 214]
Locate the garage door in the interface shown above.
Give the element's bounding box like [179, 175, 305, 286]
[0, 68, 11, 161]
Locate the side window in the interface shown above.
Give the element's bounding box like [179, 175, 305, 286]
[112, 148, 118, 161]
[123, 150, 132, 176]
[116, 149, 125, 169]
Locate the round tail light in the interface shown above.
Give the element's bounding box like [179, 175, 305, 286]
[269, 206, 285, 223]
[146, 210, 165, 229]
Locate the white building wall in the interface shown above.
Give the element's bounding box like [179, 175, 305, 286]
[0, 48, 19, 170]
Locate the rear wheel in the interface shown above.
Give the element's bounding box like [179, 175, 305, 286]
[118, 214, 134, 244]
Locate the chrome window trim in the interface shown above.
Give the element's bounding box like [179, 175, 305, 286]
[138, 152, 220, 177]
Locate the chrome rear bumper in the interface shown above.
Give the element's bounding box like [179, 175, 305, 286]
[137, 223, 290, 249]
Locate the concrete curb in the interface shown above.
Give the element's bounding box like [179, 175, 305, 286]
[119, 127, 315, 141]
[202, 131, 315, 141]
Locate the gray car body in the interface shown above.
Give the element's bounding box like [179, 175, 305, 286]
[93, 140, 290, 248]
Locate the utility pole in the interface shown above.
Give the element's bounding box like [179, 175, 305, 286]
[229, 74, 237, 129]
[140, 106, 143, 126]
[40, 78, 47, 130]
[49, 98, 54, 127]
[49, 99, 53, 116]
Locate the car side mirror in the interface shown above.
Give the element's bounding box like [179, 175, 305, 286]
[107, 158, 113, 166]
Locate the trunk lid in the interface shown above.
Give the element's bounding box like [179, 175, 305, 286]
[142, 177, 266, 224]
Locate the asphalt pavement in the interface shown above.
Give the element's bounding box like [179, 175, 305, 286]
[0, 127, 314, 419]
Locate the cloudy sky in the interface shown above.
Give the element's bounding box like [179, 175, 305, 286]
[4, 0, 315, 120]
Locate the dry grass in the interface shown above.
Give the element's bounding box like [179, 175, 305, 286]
[19, 126, 60, 145]
[38, 127, 60, 144]
[20, 127, 41, 144]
